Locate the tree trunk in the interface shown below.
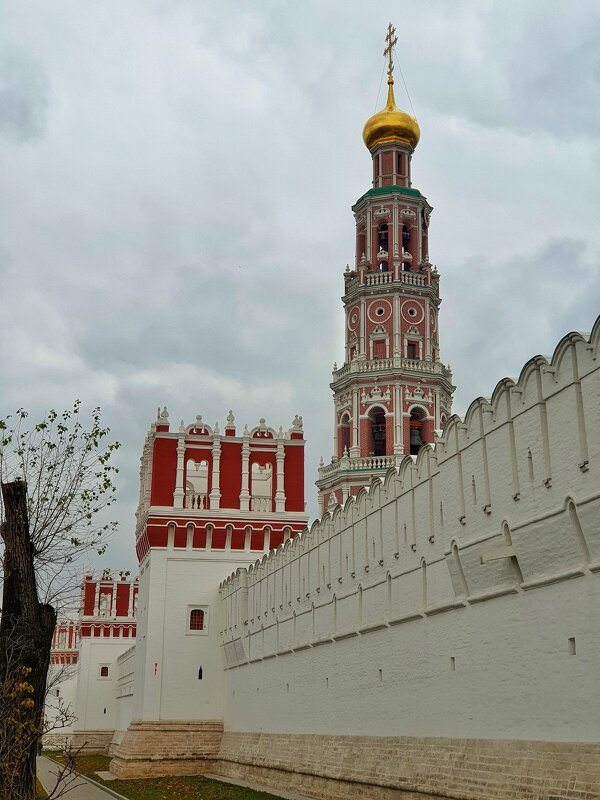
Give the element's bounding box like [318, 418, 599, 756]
[0, 479, 56, 800]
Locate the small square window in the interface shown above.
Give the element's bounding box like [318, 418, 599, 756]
[187, 605, 209, 635]
[99, 665, 110, 678]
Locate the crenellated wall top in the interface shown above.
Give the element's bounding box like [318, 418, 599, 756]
[221, 317, 600, 595]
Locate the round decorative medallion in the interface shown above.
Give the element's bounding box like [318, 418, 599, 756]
[367, 299, 392, 323]
[401, 300, 424, 324]
[347, 307, 360, 331]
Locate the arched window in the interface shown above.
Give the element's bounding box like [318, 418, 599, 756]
[402, 226, 411, 270]
[368, 407, 387, 457]
[189, 609, 205, 631]
[99, 594, 110, 618]
[409, 408, 427, 455]
[339, 414, 350, 458]
[378, 223, 388, 252]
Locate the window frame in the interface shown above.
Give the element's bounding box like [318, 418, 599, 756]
[187, 605, 209, 636]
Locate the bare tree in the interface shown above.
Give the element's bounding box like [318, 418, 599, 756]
[0, 403, 119, 800]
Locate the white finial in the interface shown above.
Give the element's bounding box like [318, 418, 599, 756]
[227, 410, 235, 426]
[179, 420, 185, 433]
[319, 456, 324, 467]
[214, 421, 220, 434]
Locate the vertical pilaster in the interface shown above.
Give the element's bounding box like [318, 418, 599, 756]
[393, 294, 401, 355]
[359, 297, 366, 358]
[110, 582, 116, 617]
[425, 303, 432, 360]
[93, 581, 100, 616]
[127, 584, 134, 618]
[275, 437, 286, 513]
[173, 430, 186, 509]
[350, 389, 360, 458]
[394, 383, 404, 455]
[209, 433, 222, 509]
[333, 405, 338, 460]
[239, 435, 250, 511]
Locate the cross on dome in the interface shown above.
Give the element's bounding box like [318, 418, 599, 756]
[383, 22, 398, 81]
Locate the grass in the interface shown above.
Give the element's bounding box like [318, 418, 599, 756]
[44, 752, 287, 800]
[36, 777, 48, 799]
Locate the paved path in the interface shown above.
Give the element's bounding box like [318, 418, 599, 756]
[37, 756, 124, 799]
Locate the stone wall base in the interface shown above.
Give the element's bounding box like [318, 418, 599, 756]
[44, 730, 113, 754]
[109, 720, 223, 778]
[214, 732, 600, 800]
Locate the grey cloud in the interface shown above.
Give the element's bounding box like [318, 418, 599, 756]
[0, 1, 598, 574]
[0, 49, 48, 142]
[444, 237, 600, 414]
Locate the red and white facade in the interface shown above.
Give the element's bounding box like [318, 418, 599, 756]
[46, 573, 139, 750]
[118, 408, 307, 739]
[316, 120, 454, 512]
[79, 572, 138, 640]
[136, 408, 307, 560]
[50, 620, 80, 666]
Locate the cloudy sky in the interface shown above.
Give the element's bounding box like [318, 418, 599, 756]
[1, 1, 599, 575]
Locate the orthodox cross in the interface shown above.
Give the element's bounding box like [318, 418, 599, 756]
[383, 22, 398, 80]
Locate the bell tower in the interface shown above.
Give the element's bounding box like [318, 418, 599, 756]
[317, 24, 454, 514]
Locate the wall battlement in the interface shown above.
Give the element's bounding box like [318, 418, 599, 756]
[220, 319, 600, 674]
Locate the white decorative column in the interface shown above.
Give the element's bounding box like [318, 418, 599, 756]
[332, 404, 338, 460]
[425, 302, 432, 360]
[393, 294, 401, 356]
[93, 581, 100, 616]
[209, 429, 222, 510]
[127, 584, 134, 618]
[434, 387, 441, 429]
[239, 430, 250, 512]
[275, 432, 286, 513]
[394, 383, 404, 456]
[350, 388, 360, 458]
[110, 582, 116, 617]
[359, 297, 366, 358]
[173, 422, 186, 509]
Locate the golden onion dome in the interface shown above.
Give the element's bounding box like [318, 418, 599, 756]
[363, 77, 420, 151]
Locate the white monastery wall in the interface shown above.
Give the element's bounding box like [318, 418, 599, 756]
[220, 324, 600, 742]
[44, 664, 79, 745]
[73, 637, 136, 734]
[132, 543, 270, 724]
[110, 645, 136, 752]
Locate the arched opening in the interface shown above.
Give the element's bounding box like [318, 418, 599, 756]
[377, 223, 389, 271]
[402, 225, 411, 269]
[368, 407, 387, 457]
[339, 413, 350, 458]
[356, 231, 366, 263]
[409, 407, 427, 455]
